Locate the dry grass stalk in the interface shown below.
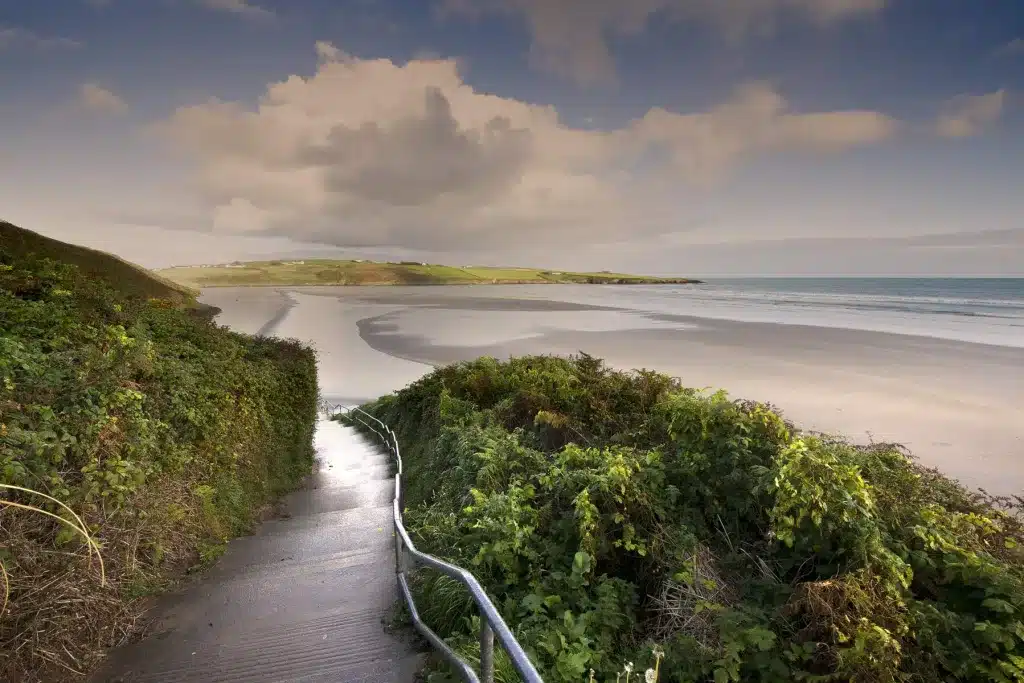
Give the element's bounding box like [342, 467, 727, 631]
[647, 545, 736, 650]
[0, 476, 205, 682]
[1, 483, 108, 646]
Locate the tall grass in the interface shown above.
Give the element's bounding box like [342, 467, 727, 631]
[0, 484, 105, 617]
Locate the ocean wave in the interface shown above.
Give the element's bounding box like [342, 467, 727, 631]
[521, 281, 1024, 348]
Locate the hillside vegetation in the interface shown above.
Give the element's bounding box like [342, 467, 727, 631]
[0, 223, 318, 682]
[1, 221, 199, 305]
[159, 259, 701, 288]
[343, 355, 1024, 683]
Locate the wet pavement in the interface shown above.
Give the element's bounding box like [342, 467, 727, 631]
[96, 418, 421, 682]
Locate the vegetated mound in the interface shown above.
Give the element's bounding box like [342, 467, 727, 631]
[1, 221, 199, 305]
[343, 355, 1024, 683]
[0, 240, 318, 682]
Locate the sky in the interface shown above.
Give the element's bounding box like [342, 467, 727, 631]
[1, 0, 1022, 276]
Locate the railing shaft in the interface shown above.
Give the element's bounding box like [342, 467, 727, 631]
[394, 523, 402, 573]
[480, 620, 495, 683]
[330, 404, 544, 683]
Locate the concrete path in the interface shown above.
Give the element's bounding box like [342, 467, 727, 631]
[97, 418, 420, 682]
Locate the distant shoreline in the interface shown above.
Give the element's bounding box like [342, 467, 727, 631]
[183, 279, 704, 288]
[158, 259, 702, 288]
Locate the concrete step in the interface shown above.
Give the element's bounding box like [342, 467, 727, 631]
[210, 506, 396, 576]
[287, 480, 395, 516]
[306, 462, 395, 486]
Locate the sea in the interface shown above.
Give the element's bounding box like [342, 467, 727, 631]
[493, 278, 1024, 349]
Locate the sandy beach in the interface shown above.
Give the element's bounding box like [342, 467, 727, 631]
[200, 285, 1024, 497]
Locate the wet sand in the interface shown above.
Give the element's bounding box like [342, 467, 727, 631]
[201, 286, 1024, 497]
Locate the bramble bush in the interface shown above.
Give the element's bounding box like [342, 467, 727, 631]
[0, 248, 318, 682]
[343, 354, 1024, 683]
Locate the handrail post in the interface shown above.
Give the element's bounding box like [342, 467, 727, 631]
[480, 620, 494, 683]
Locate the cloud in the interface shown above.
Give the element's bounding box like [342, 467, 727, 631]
[78, 83, 129, 114]
[154, 46, 898, 250]
[439, 0, 888, 86]
[0, 26, 82, 51]
[85, 0, 274, 14]
[936, 90, 1006, 138]
[627, 82, 897, 185]
[199, 0, 274, 19]
[315, 40, 352, 64]
[993, 38, 1024, 57]
[906, 228, 1024, 249]
[666, 227, 1024, 250]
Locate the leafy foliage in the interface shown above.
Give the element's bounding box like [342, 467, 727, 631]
[0, 246, 318, 682]
[344, 355, 1024, 683]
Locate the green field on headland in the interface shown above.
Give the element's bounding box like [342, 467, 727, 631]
[0, 223, 319, 682]
[158, 259, 702, 288]
[342, 354, 1024, 683]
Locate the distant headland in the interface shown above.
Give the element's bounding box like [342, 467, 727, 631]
[157, 259, 703, 287]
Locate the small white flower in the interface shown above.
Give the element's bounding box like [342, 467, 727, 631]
[645, 668, 657, 683]
[625, 662, 634, 673]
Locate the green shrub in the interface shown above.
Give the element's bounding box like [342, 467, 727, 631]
[0, 249, 318, 682]
[343, 354, 1024, 683]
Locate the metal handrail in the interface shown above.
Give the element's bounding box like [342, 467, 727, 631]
[322, 402, 544, 683]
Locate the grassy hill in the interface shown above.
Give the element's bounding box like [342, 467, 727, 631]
[1, 221, 200, 304]
[1, 222, 318, 681]
[158, 259, 702, 288]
